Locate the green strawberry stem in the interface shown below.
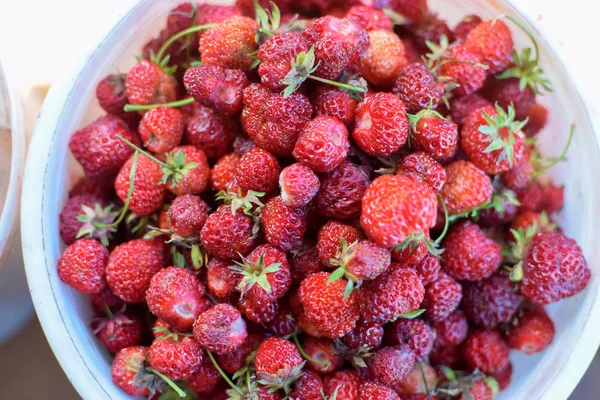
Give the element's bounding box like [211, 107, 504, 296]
[117, 136, 171, 169]
[306, 75, 367, 93]
[536, 124, 574, 170]
[124, 97, 195, 112]
[155, 23, 217, 62]
[418, 362, 432, 394]
[103, 303, 114, 319]
[207, 349, 245, 395]
[434, 196, 449, 245]
[291, 333, 331, 367]
[146, 367, 187, 397]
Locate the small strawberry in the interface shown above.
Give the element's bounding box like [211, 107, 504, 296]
[96, 73, 128, 114]
[261, 196, 309, 252]
[293, 116, 350, 173]
[506, 305, 555, 354]
[382, 0, 429, 25]
[454, 15, 483, 42]
[236, 147, 281, 194]
[399, 151, 447, 193]
[523, 103, 548, 136]
[438, 45, 487, 96]
[463, 329, 510, 374]
[207, 258, 239, 302]
[183, 65, 249, 116]
[317, 221, 364, 266]
[324, 370, 362, 399]
[193, 303, 248, 354]
[541, 183, 564, 214]
[312, 85, 358, 128]
[59, 194, 117, 246]
[184, 105, 235, 160]
[346, 6, 393, 31]
[484, 77, 535, 119]
[199, 16, 259, 70]
[360, 381, 401, 399]
[69, 175, 114, 199]
[57, 238, 108, 294]
[290, 240, 325, 283]
[167, 194, 209, 238]
[200, 204, 258, 260]
[138, 106, 184, 153]
[125, 60, 177, 106]
[164, 145, 212, 196]
[302, 336, 344, 374]
[279, 163, 320, 208]
[464, 20, 513, 74]
[111, 346, 157, 396]
[438, 160, 493, 215]
[429, 345, 460, 369]
[329, 239, 391, 291]
[407, 111, 459, 159]
[238, 295, 279, 323]
[233, 133, 256, 155]
[432, 310, 468, 347]
[385, 319, 434, 360]
[148, 333, 204, 380]
[258, 32, 310, 91]
[437, 370, 495, 400]
[492, 362, 512, 391]
[410, 253, 441, 286]
[146, 266, 208, 332]
[93, 306, 144, 353]
[413, 14, 453, 49]
[217, 333, 260, 374]
[289, 370, 324, 400]
[315, 160, 370, 220]
[448, 93, 491, 126]
[106, 239, 166, 303]
[265, 302, 297, 336]
[393, 62, 444, 115]
[211, 153, 241, 192]
[392, 362, 437, 395]
[255, 337, 304, 393]
[370, 344, 416, 385]
[422, 272, 462, 322]
[359, 30, 407, 87]
[188, 356, 222, 393]
[342, 319, 385, 350]
[391, 233, 430, 265]
[500, 145, 534, 191]
[196, 3, 242, 26]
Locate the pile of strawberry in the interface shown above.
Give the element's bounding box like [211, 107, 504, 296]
[56, 0, 590, 398]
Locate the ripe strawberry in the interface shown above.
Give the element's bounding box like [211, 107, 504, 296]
[359, 265, 424, 324]
[255, 337, 304, 392]
[57, 239, 108, 294]
[188, 357, 222, 393]
[432, 310, 468, 347]
[233, 133, 256, 155]
[69, 115, 140, 179]
[360, 382, 401, 399]
[462, 379, 494, 400]
[199, 16, 259, 70]
[236, 0, 292, 16]
[393, 63, 444, 115]
[438, 160, 493, 215]
[114, 152, 167, 216]
[167, 194, 208, 238]
[461, 104, 526, 174]
[106, 239, 166, 303]
[96, 73, 127, 114]
[500, 145, 534, 191]
[289, 370, 324, 400]
[360, 174, 437, 248]
[302, 336, 344, 374]
[184, 105, 235, 160]
[399, 151, 447, 193]
[59, 194, 116, 246]
[242, 83, 313, 156]
[508, 212, 552, 241]
[410, 254, 441, 286]
[463, 329, 510, 374]
[353, 92, 409, 157]
[197, 3, 242, 26]
[315, 161, 370, 220]
[279, 163, 320, 208]
[210, 153, 240, 192]
[317, 221, 364, 266]
[359, 30, 407, 87]
[429, 344, 461, 369]
[413, 13, 453, 48]
[162, 145, 211, 196]
[506, 305, 555, 354]
[125, 60, 177, 106]
[69, 175, 114, 199]
[342, 319, 385, 350]
[392, 362, 437, 395]
[391, 234, 430, 265]
[448, 93, 491, 126]
[217, 333, 260, 374]
[236, 147, 281, 194]
[464, 20, 513, 74]
[454, 15, 483, 42]
[299, 272, 360, 338]
[290, 240, 324, 283]
[93, 307, 143, 353]
[207, 258, 239, 302]
[515, 180, 544, 214]
[332, 239, 391, 283]
[302, 16, 369, 79]
[200, 204, 257, 260]
[523, 103, 548, 136]
[183, 65, 249, 116]
[146, 266, 208, 332]
[293, 116, 350, 173]
[385, 319, 434, 360]
[382, 0, 428, 25]
[371, 344, 416, 385]
[258, 32, 310, 91]
[484, 77, 535, 119]
[408, 113, 458, 160]
[492, 362, 512, 391]
[238, 295, 279, 323]
[541, 183, 564, 214]
[263, 303, 295, 336]
[347, 6, 392, 31]
[442, 221, 502, 281]
[324, 370, 362, 399]
[138, 106, 184, 153]
[261, 196, 309, 252]
[148, 334, 203, 380]
[438, 45, 487, 96]
[111, 346, 155, 396]
[520, 231, 590, 304]
[422, 272, 462, 321]
[193, 303, 247, 354]
[312, 85, 358, 128]
[90, 286, 124, 312]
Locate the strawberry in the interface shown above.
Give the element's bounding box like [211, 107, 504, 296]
[111, 346, 156, 396]
[254, 337, 304, 393]
[193, 303, 248, 354]
[393, 63, 444, 115]
[199, 16, 259, 70]
[464, 20, 513, 74]
[188, 357, 222, 393]
[359, 265, 424, 324]
[146, 266, 208, 332]
[461, 104, 526, 174]
[484, 77, 535, 119]
[125, 60, 177, 106]
[410, 253, 441, 286]
[302, 336, 344, 374]
[330, 240, 391, 289]
[317, 221, 364, 266]
[261, 196, 309, 252]
[279, 163, 320, 208]
[370, 344, 416, 385]
[106, 239, 166, 303]
[96, 73, 127, 114]
[210, 153, 240, 192]
[429, 345, 461, 369]
[238, 295, 279, 323]
[69, 115, 140, 179]
[162, 145, 211, 196]
[290, 240, 325, 283]
[413, 13, 453, 49]
[463, 329, 510, 374]
[59, 194, 116, 246]
[408, 112, 458, 159]
[138, 106, 184, 153]
[353, 92, 409, 157]
[90, 286, 124, 312]
[342, 319, 384, 350]
[391, 233, 430, 265]
[441, 221, 502, 281]
[347, 6, 393, 31]
[422, 272, 462, 321]
[293, 116, 350, 173]
[312, 85, 358, 128]
[438, 160, 493, 215]
[148, 334, 203, 380]
[359, 30, 407, 87]
[492, 362, 512, 391]
[438, 45, 487, 96]
[523, 103, 548, 136]
[432, 310, 468, 347]
[258, 32, 310, 91]
[93, 307, 143, 353]
[500, 145, 534, 191]
[200, 204, 257, 260]
[506, 305, 555, 354]
[448, 93, 491, 126]
[399, 151, 447, 193]
[508, 211, 552, 240]
[69, 175, 114, 199]
[236, 147, 281, 194]
[233, 134, 256, 155]
[392, 362, 437, 395]
[360, 174, 437, 248]
[197, 3, 242, 26]
[541, 183, 564, 214]
[167, 194, 209, 238]
[454, 15, 483, 42]
[207, 258, 239, 302]
[360, 382, 400, 399]
[462, 379, 494, 400]
[382, 0, 428, 25]
[242, 83, 313, 156]
[289, 370, 324, 400]
[385, 318, 434, 360]
[265, 303, 297, 336]
[324, 370, 362, 399]
[183, 65, 249, 116]
[184, 105, 235, 160]
[217, 333, 260, 374]
[57, 239, 108, 294]
[299, 272, 360, 338]
[315, 160, 370, 220]
[236, 0, 292, 16]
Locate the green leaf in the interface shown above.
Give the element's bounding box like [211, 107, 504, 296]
[262, 262, 282, 274]
[255, 274, 272, 293]
[440, 365, 456, 381]
[172, 247, 185, 268]
[343, 279, 354, 300]
[484, 376, 500, 395]
[328, 267, 346, 283]
[401, 309, 426, 319]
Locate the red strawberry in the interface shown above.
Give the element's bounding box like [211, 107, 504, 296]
[360, 381, 400, 399]
[506, 305, 555, 354]
[69, 175, 114, 199]
[183, 65, 249, 116]
[279, 163, 320, 208]
[265, 303, 297, 336]
[312, 85, 358, 128]
[302, 336, 344, 374]
[449, 93, 491, 126]
[438, 45, 487, 96]
[188, 357, 222, 393]
[361, 174, 437, 248]
[330, 240, 391, 290]
[508, 212, 551, 241]
[261, 196, 309, 252]
[233, 134, 256, 155]
[370, 344, 416, 385]
[69, 115, 140, 179]
[500, 145, 534, 191]
[432, 310, 468, 347]
[438, 160, 493, 215]
[125, 60, 177, 106]
[381, 0, 428, 25]
[464, 20, 513, 74]
[236, 147, 281, 194]
[106, 239, 166, 303]
[167, 194, 209, 238]
[317, 221, 364, 266]
[359, 30, 407, 87]
[385, 318, 434, 360]
[196, 3, 242, 26]
[409, 253, 441, 286]
[148, 334, 204, 380]
[413, 13, 453, 48]
[342, 319, 385, 350]
[258, 32, 310, 91]
[59, 194, 116, 246]
[200, 204, 257, 260]
[238, 295, 279, 323]
[210, 153, 240, 192]
[199, 16, 259, 70]
[93, 307, 143, 353]
[207, 258, 239, 302]
[359, 265, 424, 324]
[58, 239, 108, 294]
[541, 183, 564, 214]
[138, 106, 184, 153]
[315, 161, 370, 220]
[523, 103, 548, 136]
[146, 266, 208, 332]
[293, 116, 350, 173]
[90, 286, 124, 312]
[290, 240, 325, 283]
[164, 145, 211, 196]
[111, 346, 156, 396]
[255, 337, 304, 392]
[236, 0, 291, 17]
[399, 151, 447, 193]
[422, 272, 462, 321]
[324, 370, 362, 399]
[299, 272, 360, 338]
[484, 77, 535, 119]
[184, 105, 235, 160]
[217, 334, 260, 374]
[429, 345, 461, 369]
[289, 370, 324, 400]
[392, 362, 437, 395]
[463, 329, 510, 374]
[454, 15, 483, 42]
[96, 73, 127, 114]
[516, 181, 544, 214]
[347, 6, 393, 31]
[193, 303, 247, 354]
[353, 92, 409, 157]
[393, 63, 444, 115]
[391, 234, 430, 265]
[462, 379, 494, 400]
[492, 362, 512, 391]
[408, 113, 459, 160]
[242, 83, 313, 156]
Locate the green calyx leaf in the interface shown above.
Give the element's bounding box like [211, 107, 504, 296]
[479, 103, 528, 167]
[281, 46, 318, 97]
[216, 189, 265, 217]
[496, 48, 552, 95]
[230, 252, 281, 297]
[108, 73, 126, 96]
[489, 188, 520, 216]
[508, 221, 538, 262]
[400, 309, 426, 319]
[382, 8, 412, 26]
[424, 35, 451, 69]
[76, 203, 120, 246]
[327, 238, 361, 298]
[440, 365, 457, 381]
[255, 1, 281, 45]
[257, 360, 305, 394]
[171, 246, 186, 268]
[160, 149, 199, 187]
[191, 244, 208, 270]
[394, 231, 444, 259]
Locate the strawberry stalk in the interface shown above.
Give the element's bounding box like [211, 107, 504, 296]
[206, 349, 245, 395]
[291, 333, 331, 368]
[146, 368, 187, 397]
[155, 23, 217, 64]
[533, 124, 574, 172]
[124, 97, 195, 112]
